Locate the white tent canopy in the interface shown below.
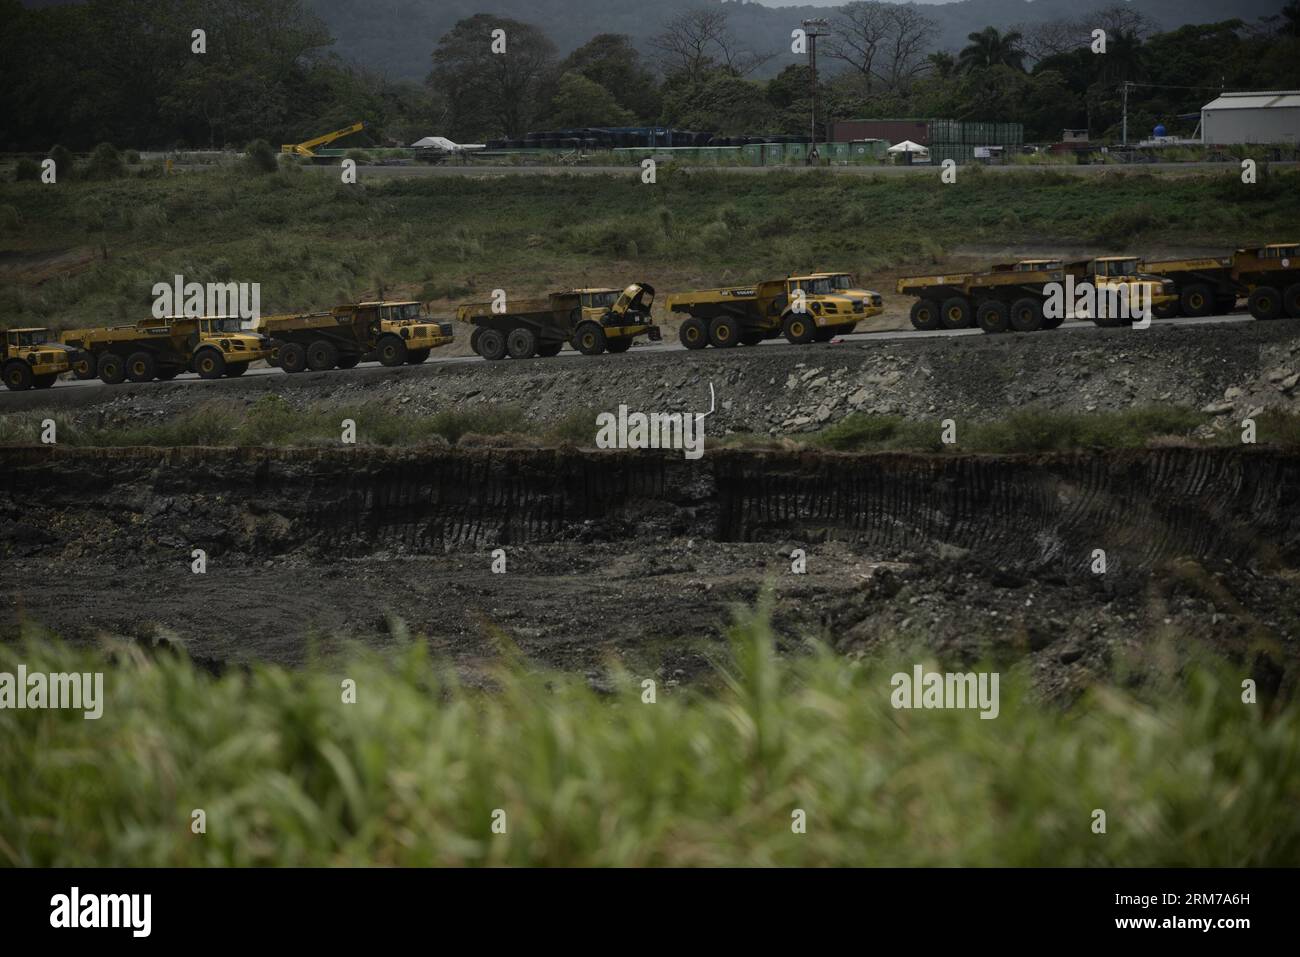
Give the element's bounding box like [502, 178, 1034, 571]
[887, 140, 928, 153]
[410, 136, 484, 150]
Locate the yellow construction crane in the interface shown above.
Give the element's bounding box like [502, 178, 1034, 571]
[280, 121, 366, 157]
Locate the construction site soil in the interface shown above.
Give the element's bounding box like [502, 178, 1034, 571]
[3, 443, 1298, 702]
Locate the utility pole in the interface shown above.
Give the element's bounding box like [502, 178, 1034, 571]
[1121, 80, 1134, 147]
[802, 18, 829, 163]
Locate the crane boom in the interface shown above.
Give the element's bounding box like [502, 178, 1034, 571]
[280, 121, 366, 157]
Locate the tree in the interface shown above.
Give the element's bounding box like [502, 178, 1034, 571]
[428, 15, 556, 139]
[548, 72, 634, 127]
[958, 26, 1027, 73]
[650, 8, 771, 81]
[558, 34, 659, 121]
[659, 71, 775, 134]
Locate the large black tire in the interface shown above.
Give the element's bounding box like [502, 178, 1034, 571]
[939, 296, 972, 330]
[782, 313, 814, 344]
[1283, 283, 1300, 319]
[1180, 283, 1213, 317]
[679, 317, 708, 350]
[98, 353, 126, 385]
[194, 349, 226, 379]
[574, 322, 606, 356]
[1249, 286, 1283, 321]
[3, 360, 33, 391]
[469, 328, 483, 355]
[336, 354, 361, 369]
[405, 348, 431, 364]
[377, 335, 408, 367]
[506, 326, 537, 359]
[537, 342, 563, 357]
[605, 337, 633, 353]
[32, 372, 56, 389]
[477, 328, 507, 360]
[909, 299, 940, 331]
[70, 351, 96, 380]
[307, 339, 339, 371]
[126, 351, 156, 383]
[976, 300, 1009, 334]
[225, 362, 249, 377]
[280, 341, 308, 373]
[1009, 297, 1044, 332]
[709, 315, 740, 347]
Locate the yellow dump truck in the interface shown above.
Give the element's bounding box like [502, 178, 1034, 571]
[458, 283, 658, 360]
[1144, 243, 1300, 320]
[2, 327, 74, 391]
[897, 256, 1176, 333]
[666, 273, 883, 348]
[258, 301, 453, 373]
[60, 316, 270, 384]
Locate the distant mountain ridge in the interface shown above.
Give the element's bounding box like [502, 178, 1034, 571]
[305, 0, 1286, 81]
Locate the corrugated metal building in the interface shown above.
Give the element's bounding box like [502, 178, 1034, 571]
[1201, 91, 1300, 145]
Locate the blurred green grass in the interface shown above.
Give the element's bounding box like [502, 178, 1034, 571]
[1, 604, 1296, 866]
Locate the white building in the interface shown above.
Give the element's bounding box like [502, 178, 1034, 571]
[1200, 91, 1300, 145]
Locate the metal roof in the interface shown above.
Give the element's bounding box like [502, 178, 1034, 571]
[1202, 91, 1300, 111]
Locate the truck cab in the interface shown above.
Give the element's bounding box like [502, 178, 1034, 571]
[2, 327, 73, 391]
[350, 301, 454, 365]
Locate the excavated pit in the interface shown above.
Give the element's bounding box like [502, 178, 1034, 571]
[2, 445, 1299, 696]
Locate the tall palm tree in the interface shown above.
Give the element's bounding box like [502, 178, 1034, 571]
[957, 26, 1026, 73]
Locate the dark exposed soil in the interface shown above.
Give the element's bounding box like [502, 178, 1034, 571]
[3, 445, 1298, 701]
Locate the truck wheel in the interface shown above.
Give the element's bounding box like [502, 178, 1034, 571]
[940, 296, 972, 330]
[708, 316, 739, 347]
[679, 318, 708, 349]
[537, 342, 563, 357]
[32, 373, 56, 389]
[3, 360, 33, 391]
[307, 339, 339, 371]
[506, 327, 537, 359]
[279, 342, 308, 373]
[1181, 283, 1213, 317]
[782, 313, 814, 344]
[405, 349, 431, 364]
[1153, 301, 1180, 320]
[98, 353, 126, 385]
[574, 322, 607, 356]
[975, 301, 1009, 334]
[70, 351, 97, 380]
[1283, 283, 1300, 319]
[377, 335, 408, 366]
[225, 362, 249, 377]
[126, 351, 156, 383]
[336, 355, 361, 369]
[1249, 286, 1283, 321]
[195, 349, 226, 379]
[477, 328, 507, 360]
[909, 299, 940, 331]
[1008, 298, 1044, 332]
[470, 328, 483, 355]
[606, 337, 633, 353]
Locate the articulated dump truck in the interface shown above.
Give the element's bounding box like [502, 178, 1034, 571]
[896, 256, 1176, 334]
[2, 327, 74, 391]
[666, 272, 884, 349]
[257, 301, 453, 373]
[59, 316, 269, 384]
[1143, 243, 1300, 320]
[458, 283, 659, 360]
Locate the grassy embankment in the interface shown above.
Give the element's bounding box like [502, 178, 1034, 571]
[2, 163, 1297, 331]
[2, 603, 1296, 867]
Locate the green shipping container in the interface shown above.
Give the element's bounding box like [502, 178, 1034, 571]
[785, 143, 807, 163]
[742, 144, 763, 165]
[763, 143, 785, 165]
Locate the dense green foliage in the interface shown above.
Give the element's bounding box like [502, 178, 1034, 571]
[1, 0, 1295, 148]
[2, 607, 1296, 866]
